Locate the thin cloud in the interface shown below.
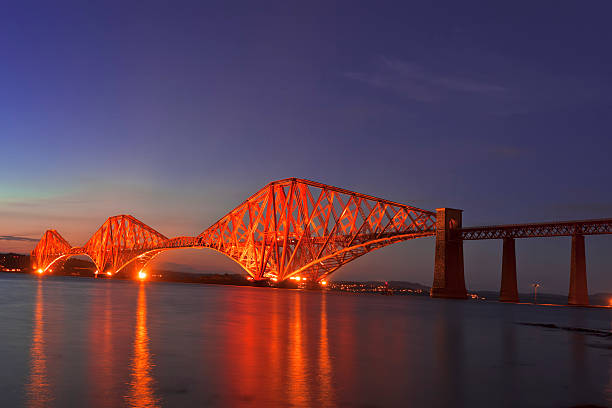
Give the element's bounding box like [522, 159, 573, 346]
[346, 57, 506, 102]
[0, 235, 39, 242]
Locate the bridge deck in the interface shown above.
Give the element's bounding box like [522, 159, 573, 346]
[459, 218, 612, 240]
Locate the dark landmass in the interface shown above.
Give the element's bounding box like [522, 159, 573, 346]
[1, 253, 610, 306]
[0, 253, 29, 271]
[328, 280, 430, 296]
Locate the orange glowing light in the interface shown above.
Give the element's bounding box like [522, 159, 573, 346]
[271, 277, 278, 282]
[37, 268, 43, 274]
[106, 271, 112, 276]
[320, 280, 327, 285]
[138, 271, 147, 280]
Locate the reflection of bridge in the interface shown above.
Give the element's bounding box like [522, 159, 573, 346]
[31, 178, 612, 306]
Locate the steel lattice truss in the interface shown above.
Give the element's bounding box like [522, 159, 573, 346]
[32, 215, 170, 274]
[79, 215, 169, 273]
[31, 178, 436, 281]
[196, 178, 436, 281]
[31, 230, 72, 271]
[459, 219, 612, 240]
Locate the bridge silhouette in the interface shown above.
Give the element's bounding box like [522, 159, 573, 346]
[31, 178, 612, 306]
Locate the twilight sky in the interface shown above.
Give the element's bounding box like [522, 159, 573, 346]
[1, 1, 612, 294]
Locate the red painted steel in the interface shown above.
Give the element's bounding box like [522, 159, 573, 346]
[30, 178, 437, 281]
[79, 214, 169, 274]
[196, 178, 436, 281]
[31, 230, 72, 272]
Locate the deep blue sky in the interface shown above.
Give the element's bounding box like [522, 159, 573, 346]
[2, 1, 612, 294]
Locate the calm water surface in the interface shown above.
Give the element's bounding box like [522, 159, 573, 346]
[0, 274, 611, 408]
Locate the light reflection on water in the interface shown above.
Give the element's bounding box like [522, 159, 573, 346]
[1, 275, 610, 407]
[91, 283, 113, 405]
[125, 284, 160, 408]
[26, 279, 52, 408]
[289, 292, 308, 407]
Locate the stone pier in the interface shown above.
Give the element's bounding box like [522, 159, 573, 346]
[568, 234, 589, 306]
[499, 238, 519, 302]
[431, 208, 467, 299]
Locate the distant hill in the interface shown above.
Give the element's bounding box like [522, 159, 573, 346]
[386, 280, 430, 291]
[155, 261, 234, 275]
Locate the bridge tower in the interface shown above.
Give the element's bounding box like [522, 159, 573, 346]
[431, 208, 467, 299]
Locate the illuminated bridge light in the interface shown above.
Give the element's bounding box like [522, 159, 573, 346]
[138, 270, 147, 280]
[37, 268, 43, 274]
[106, 271, 112, 276]
[320, 280, 327, 285]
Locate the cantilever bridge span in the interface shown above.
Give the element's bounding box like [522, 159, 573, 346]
[31, 178, 612, 306]
[31, 178, 437, 283]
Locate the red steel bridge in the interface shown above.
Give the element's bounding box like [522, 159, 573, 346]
[31, 178, 436, 284]
[31, 178, 612, 306]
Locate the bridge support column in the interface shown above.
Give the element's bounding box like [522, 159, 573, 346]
[499, 238, 519, 302]
[431, 208, 467, 299]
[568, 234, 589, 306]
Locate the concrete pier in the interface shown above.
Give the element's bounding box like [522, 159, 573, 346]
[568, 234, 589, 306]
[499, 238, 519, 302]
[431, 208, 467, 299]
